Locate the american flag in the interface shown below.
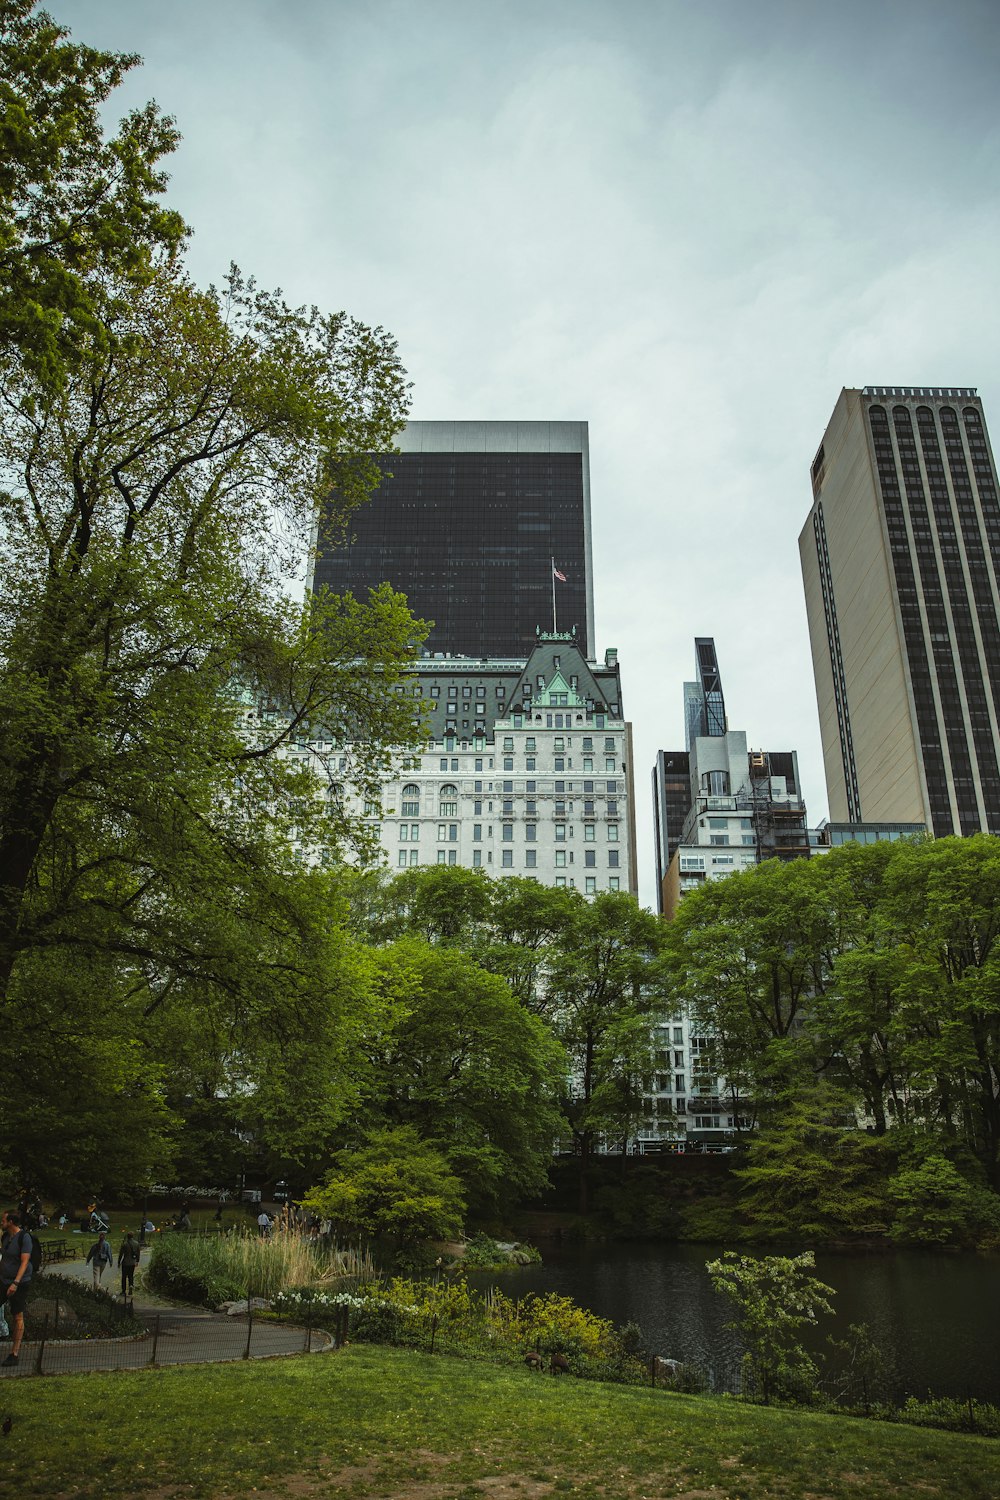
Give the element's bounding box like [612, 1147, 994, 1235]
[552, 565, 567, 582]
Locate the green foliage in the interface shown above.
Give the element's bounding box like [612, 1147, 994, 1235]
[303, 1127, 466, 1245]
[360, 939, 566, 1213]
[146, 1228, 355, 1306]
[0, 0, 187, 385]
[666, 837, 1000, 1241]
[888, 1155, 1000, 1247]
[732, 1084, 891, 1242]
[461, 1234, 541, 1269]
[706, 1250, 836, 1404]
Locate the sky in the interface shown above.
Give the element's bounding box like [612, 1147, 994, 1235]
[69, 0, 1000, 906]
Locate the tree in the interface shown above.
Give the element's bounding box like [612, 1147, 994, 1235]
[0, 260, 418, 1006]
[0, 15, 423, 1198]
[358, 940, 566, 1215]
[303, 1126, 465, 1246]
[666, 858, 829, 1127]
[0, 1, 187, 384]
[706, 1250, 836, 1404]
[731, 1083, 890, 1242]
[888, 1155, 1000, 1248]
[546, 891, 672, 1210]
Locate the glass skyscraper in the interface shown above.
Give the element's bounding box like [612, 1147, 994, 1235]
[800, 386, 1000, 837]
[312, 421, 594, 660]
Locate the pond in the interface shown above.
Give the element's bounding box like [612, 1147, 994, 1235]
[467, 1242, 1000, 1404]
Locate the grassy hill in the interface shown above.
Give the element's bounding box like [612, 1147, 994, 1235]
[4, 1343, 999, 1498]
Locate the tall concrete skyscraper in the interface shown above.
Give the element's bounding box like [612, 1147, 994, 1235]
[312, 421, 594, 659]
[800, 387, 1000, 836]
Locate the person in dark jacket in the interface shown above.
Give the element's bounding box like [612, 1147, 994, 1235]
[117, 1232, 141, 1300]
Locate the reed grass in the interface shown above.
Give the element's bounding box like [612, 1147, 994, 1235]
[147, 1228, 377, 1304]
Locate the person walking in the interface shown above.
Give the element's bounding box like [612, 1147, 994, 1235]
[117, 1233, 140, 1301]
[0, 1208, 33, 1367]
[256, 1208, 271, 1238]
[86, 1230, 113, 1289]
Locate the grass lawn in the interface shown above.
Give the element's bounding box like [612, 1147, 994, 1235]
[3, 1344, 998, 1499]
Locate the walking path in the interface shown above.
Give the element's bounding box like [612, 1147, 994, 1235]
[0, 1254, 331, 1379]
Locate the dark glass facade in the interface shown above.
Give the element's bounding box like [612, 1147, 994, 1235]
[314, 450, 591, 659]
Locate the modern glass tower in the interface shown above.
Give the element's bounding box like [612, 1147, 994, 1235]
[312, 421, 594, 660]
[800, 387, 1000, 837]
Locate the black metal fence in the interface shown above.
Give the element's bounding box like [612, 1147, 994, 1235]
[0, 1305, 330, 1378]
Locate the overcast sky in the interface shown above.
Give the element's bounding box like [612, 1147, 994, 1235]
[69, 0, 1000, 905]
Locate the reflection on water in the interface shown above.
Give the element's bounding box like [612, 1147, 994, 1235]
[467, 1243, 1000, 1403]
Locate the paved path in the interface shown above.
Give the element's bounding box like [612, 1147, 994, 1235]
[0, 1255, 332, 1379]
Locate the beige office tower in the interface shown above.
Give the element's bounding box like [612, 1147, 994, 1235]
[800, 387, 1000, 837]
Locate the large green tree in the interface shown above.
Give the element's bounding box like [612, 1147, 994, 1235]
[0, 12, 423, 1198]
[357, 939, 565, 1215]
[0, 1, 186, 384]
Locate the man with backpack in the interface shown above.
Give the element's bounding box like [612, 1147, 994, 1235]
[0, 1207, 36, 1367]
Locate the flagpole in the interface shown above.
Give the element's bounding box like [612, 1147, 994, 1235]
[551, 557, 557, 634]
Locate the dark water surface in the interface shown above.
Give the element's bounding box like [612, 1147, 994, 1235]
[468, 1242, 1000, 1403]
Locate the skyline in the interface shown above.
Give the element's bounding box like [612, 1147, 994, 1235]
[68, 0, 1000, 903]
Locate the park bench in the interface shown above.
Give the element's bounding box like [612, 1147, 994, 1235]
[41, 1239, 81, 1265]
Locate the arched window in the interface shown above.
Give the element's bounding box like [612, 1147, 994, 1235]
[439, 783, 458, 816]
[401, 783, 420, 816]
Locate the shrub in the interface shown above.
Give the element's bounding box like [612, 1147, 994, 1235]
[146, 1230, 369, 1307]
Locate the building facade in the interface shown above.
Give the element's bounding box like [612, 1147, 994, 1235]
[373, 635, 637, 895]
[312, 421, 595, 660]
[800, 386, 1000, 837]
[644, 640, 811, 1150]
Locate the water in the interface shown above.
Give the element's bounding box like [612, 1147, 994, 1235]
[468, 1242, 1000, 1403]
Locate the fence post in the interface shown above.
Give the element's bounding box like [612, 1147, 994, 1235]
[303, 1306, 312, 1354]
[35, 1313, 49, 1375]
[150, 1314, 160, 1365]
[54, 1299, 60, 1335]
[649, 1356, 656, 1389]
[244, 1290, 254, 1360]
[430, 1312, 438, 1355]
[968, 1397, 976, 1433]
[862, 1374, 870, 1417]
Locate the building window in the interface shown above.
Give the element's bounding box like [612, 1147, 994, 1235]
[401, 784, 420, 816]
[473, 849, 482, 867]
[440, 759, 448, 771]
[503, 737, 514, 751]
[525, 824, 536, 840]
[555, 876, 567, 887]
[609, 850, 619, 868]
[437, 823, 446, 841]
[449, 825, 458, 842]
[526, 757, 536, 771]
[604, 738, 616, 752]
[605, 758, 615, 772]
[502, 849, 513, 867]
[584, 824, 595, 841]
[526, 799, 536, 814]
[448, 849, 457, 865]
[437, 850, 446, 865]
[473, 825, 482, 841]
[398, 850, 407, 866]
[474, 800, 482, 816]
[585, 850, 595, 867]
[475, 758, 483, 771]
[439, 784, 458, 816]
[399, 825, 409, 841]
[409, 849, 419, 866]
[742, 835, 755, 846]
[502, 824, 513, 841]
[583, 757, 593, 771]
[585, 876, 596, 894]
[526, 737, 536, 751]
[503, 757, 513, 771]
[609, 876, 619, 890]
[525, 849, 537, 868]
[607, 823, 619, 840]
[555, 850, 567, 867]
[710, 835, 729, 846]
[555, 824, 566, 840]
